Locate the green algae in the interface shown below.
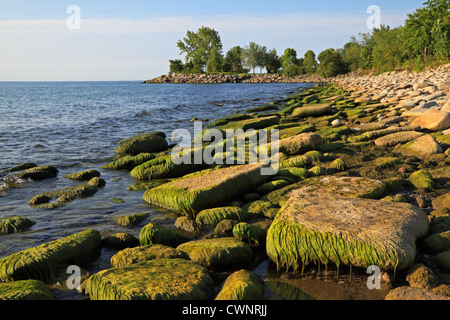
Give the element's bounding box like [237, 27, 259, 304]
[0, 217, 35, 235]
[86, 258, 214, 300]
[101, 153, 156, 170]
[114, 212, 149, 227]
[139, 222, 189, 247]
[0, 229, 101, 282]
[232, 222, 267, 245]
[63, 169, 100, 181]
[215, 269, 265, 300]
[195, 207, 248, 227]
[0, 280, 55, 300]
[409, 170, 435, 190]
[114, 132, 169, 155]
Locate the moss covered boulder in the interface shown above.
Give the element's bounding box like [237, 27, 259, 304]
[17, 165, 58, 181]
[232, 222, 267, 245]
[0, 280, 55, 300]
[110, 244, 189, 268]
[177, 237, 252, 271]
[139, 222, 189, 247]
[0, 229, 101, 282]
[422, 230, 450, 254]
[374, 131, 424, 147]
[195, 207, 248, 227]
[266, 193, 429, 272]
[215, 269, 265, 300]
[435, 250, 450, 273]
[0, 217, 35, 235]
[114, 132, 168, 155]
[101, 153, 156, 170]
[101, 233, 139, 250]
[86, 258, 214, 300]
[216, 115, 280, 131]
[28, 184, 98, 207]
[266, 175, 387, 207]
[279, 133, 324, 156]
[143, 164, 268, 216]
[64, 169, 100, 181]
[393, 134, 443, 159]
[409, 170, 435, 190]
[114, 212, 149, 227]
[291, 104, 333, 118]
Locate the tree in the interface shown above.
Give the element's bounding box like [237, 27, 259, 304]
[280, 48, 299, 68]
[342, 37, 363, 71]
[206, 45, 223, 73]
[265, 49, 282, 74]
[176, 26, 223, 73]
[223, 46, 244, 73]
[371, 25, 405, 71]
[303, 50, 318, 74]
[242, 42, 267, 74]
[317, 48, 347, 77]
[169, 59, 185, 74]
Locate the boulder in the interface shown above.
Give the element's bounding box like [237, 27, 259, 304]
[0, 216, 35, 235]
[279, 132, 324, 155]
[435, 250, 450, 272]
[0, 280, 55, 300]
[101, 233, 139, 250]
[0, 229, 101, 282]
[115, 132, 168, 155]
[215, 270, 265, 300]
[139, 222, 189, 247]
[63, 169, 100, 181]
[291, 104, 333, 118]
[411, 109, 450, 131]
[86, 258, 214, 300]
[143, 164, 268, 216]
[110, 244, 189, 268]
[385, 286, 449, 300]
[405, 263, 440, 290]
[177, 237, 252, 271]
[374, 131, 424, 147]
[266, 193, 429, 272]
[195, 207, 248, 227]
[393, 134, 443, 159]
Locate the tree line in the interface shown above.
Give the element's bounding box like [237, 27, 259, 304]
[169, 0, 449, 77]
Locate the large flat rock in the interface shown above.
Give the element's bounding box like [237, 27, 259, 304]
[266, 193, 429, 272]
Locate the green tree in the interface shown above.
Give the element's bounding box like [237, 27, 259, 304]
[303, 50, 318, 74]
[242, 42, 267, 74]
[317, 48, 347, 77]
[176, 26, 223, 73]
[206, 45, 224, 73]
[342, 37, 363, 71]
[280, 48, 299, 67]
[223, 46, 244, 73]
[169, 59, 185, 74]
[371, 25, 405, 71]
[265, 49, 282, 74]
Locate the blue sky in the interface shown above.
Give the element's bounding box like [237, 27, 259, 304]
[0, 0, 427, 81]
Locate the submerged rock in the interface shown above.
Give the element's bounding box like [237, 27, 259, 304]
[86, 258, 214, 300]
[114, 132, 169, 155]
[266, 193, 429, 272]
[0, 216, 35, 235]
[17, 165, 58, 181]
[64, 169, 100, 181]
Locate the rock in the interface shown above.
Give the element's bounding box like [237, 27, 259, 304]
[101, 233, 139, 250]
[86, 258, 214, 300]
[17, 165, 58, 181]
[87, 176, 106, 187]
[143, 164, 269, 216]
[331, 119, 342, 127]
[0, 217, 35, 235]
[423, 230, 450, 254]
[195, 207, 248, 227]
[385, 286, 449, 300]
[435, 250, 450, 272]
[177, 237, 252, 271]
[175, 216, 201, 234]
[139, 222, 189, 247]
[101, 153, 156, 170]
[266, 192, 429, 271]
[432, 193, 450, 210]
[110, 244, 189, 268]
[6, 162, 37, 172]
[279, 132, 324, 155]
[64, 169, 100, 181]
[114, 212, 149, 227]
[408, 170, 435, 190]
[217, 115, 280, 131]
[405, 263, 440, 289]
[0, 280, 55, 300]
[115, 132, 169, 155]
[232, 222, 267, 245]
[0, 229, 101, 282]
[291, 104, 333, 118]
[414, 81, 434, 90]
[28, 184, 98, 207]
[374, 131, 424, 147]
[215, 270, 265, 300]
[411, 109, 450, 131]
[393, 134, 443, 159]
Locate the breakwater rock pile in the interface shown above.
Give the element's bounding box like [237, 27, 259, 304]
[1, 65, 449, 301]
[144, 73, 326, 84]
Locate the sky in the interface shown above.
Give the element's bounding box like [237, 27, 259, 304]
[0, 0, 427, 81]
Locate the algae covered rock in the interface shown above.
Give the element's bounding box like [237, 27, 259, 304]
[143, 164, 268, 216]
[0, 216, 35, 235]
[86, 258, 214, 300]
[115, 132, 169, 155]
[87, 176, 106, 187]
[101, 233, 139, 250]
[28, 184, 99, 207]
[232, 222, 267, 245]
[266, 192, 429, 272]
[435, 250, 450, 273]
[279, 132, 324, 156]
[215, 269, 265, 300]
[110, 244, 189, 268]
[101, 153, 156, 170]
[195, 207, 248, 227]
[422, 230, 450, 254]
[291, 104, 333, 118]
[0, 280, 55, 300]
[0, 229, 101, 282]
[17, 165, 58, 181]
[409, 170, 435, 190]
[139, 222, 189, 247]
[64, 169, 100, 181]
[374, 131, 424, 147]
[177, 237, 252, 271]
[114, 212, 149, 227]
[393, 134, 443, 159]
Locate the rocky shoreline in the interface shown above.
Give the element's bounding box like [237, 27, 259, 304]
[144, 73, 327, 84]
[0, 65, 450, 301]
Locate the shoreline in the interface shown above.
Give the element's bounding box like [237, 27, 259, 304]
[1, 66, 449, 301]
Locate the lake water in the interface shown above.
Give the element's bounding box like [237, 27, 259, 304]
[0, 81, 389, 300]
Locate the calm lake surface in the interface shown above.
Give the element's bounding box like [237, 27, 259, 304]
[0, 81, 389, 299]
